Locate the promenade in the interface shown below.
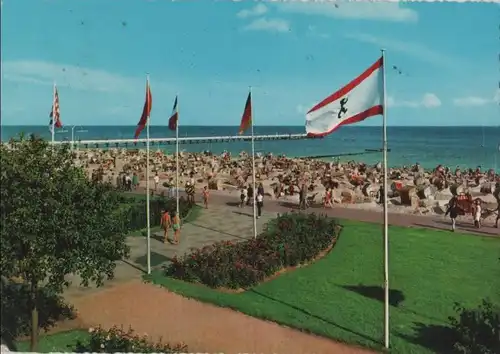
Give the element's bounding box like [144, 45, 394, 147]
[60, 189, 497, 354]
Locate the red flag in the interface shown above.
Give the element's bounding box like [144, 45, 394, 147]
[238, 91, 252, 135]
[134, 79, 153, 139]
[49, 87, 62, 129]
[306, 57, 383, 137]
[168, 96, 178, 131]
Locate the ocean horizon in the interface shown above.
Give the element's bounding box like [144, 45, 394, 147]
[2, 125, 499, 172]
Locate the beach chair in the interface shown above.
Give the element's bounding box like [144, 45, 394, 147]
[305, 193, 318, 208]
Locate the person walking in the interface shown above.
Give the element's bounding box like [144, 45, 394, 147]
[323, 188, 333, 208]
[202, 186, 210, 209]
[494, 182, 499, 228]
[473, 199, 482, 229]
[171, 211, 181, 245]
[132, 172, 139, 190]
[256, 192, 264, 219]
[239, 187, 247, 208]
[445, 195, 460, 232]
[257, 182, 265, 197]
[185, 181, 195, 205]
[125, 174, 132, 191]
[299, 183, 307, 210]
[154, 172, 160, 191]
[246, 184, 254, 206]
[160, 209, 171, 243]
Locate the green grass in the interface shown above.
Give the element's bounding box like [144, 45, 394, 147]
[15, 330, 90, 353]
[145, 219, 500, 353]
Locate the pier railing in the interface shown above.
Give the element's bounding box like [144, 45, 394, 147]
[53, 133, 313, 148]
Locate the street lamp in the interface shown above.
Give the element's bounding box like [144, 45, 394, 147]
[71, 125, 88, 149]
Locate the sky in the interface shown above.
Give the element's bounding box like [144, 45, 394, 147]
[1, 0, 499, 127]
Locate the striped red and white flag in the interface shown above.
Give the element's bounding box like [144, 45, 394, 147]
[49, 86, 62, 132]
[306, 57, 384, 137]
[134, 78, 153, 139]
[168, 96, 178, 131]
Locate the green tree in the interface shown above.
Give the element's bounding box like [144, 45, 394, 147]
[0, 135, 130, 351]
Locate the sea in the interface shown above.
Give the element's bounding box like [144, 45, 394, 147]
[2, 125, 499, 172]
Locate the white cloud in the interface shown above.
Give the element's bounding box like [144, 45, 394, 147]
[344, 33, 453, 67]
[388, 93, 441, 109]
[277, 2, 418, 23]
[296, 103, 316, 115]
[1, 60, 145, 93]
[453, 90, 500, 107]
[237, 4, 268, 19]
[421, 93, 442, 108]
[243, 18, 290, 33]
[307, 25, 330, 39]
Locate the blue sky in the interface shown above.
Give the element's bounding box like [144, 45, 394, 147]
[1, 0, 499, 126]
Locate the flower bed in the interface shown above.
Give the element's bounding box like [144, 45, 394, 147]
[73, 326, 187, 353]
[165, 212, 341, 289]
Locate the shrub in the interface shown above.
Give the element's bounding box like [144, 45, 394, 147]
[165, 212, 340, 289]
[118, 195, 192, 231]
[73, 326, 188, 353]
[449, 299, 500, 354]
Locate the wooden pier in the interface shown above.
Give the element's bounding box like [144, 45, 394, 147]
[53, 133, 312, 148]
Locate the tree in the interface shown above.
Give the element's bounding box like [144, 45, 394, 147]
[0, 135, 130, 351]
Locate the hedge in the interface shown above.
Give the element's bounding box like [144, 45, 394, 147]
[165, 212, 341, 289]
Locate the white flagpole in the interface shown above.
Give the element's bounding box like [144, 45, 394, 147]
[381, 49, 390, 349]
[146, 75, 151, 275]
[250, 87, 257, 239]
[176, 95, 180, 217]
[51, 82, 56, 145]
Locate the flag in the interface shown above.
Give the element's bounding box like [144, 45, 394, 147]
[305, 57, 384, 137]
[134, 79, 153, 139]
[239, 91, 252, 135]
[168, 96, 178, 131]
[49, 87, 62, 132]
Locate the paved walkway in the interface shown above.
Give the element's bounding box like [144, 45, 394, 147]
[64, 204, 278, 299]
[205, 191, 499, 238]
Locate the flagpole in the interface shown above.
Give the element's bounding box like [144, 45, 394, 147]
[146, 75, 151, 275]
[51, 82, 56, 145]
[381, 49, 390, 349]
[250, 86, 257, 239]
[176, 95, 180, 217]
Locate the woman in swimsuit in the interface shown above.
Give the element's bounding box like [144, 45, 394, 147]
[171, 211, 181, 245]
[202, 186, 209, 209]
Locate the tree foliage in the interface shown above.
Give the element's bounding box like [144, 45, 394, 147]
[0, 135, 130, 349]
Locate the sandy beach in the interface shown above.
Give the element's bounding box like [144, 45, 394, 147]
[76, 147, 499, 226]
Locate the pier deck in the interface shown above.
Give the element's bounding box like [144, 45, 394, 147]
[53, 133, 313, 148]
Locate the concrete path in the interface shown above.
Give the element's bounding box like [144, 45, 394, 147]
[64, 204, 278, 299]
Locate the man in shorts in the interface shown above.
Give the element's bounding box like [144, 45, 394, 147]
[160, 209, 171, 243]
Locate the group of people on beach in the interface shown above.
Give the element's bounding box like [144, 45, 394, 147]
[445, 186, 500, 232]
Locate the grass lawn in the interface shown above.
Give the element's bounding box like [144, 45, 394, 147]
[15, 330, 89, 353]
[146, 219, 500, 353]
